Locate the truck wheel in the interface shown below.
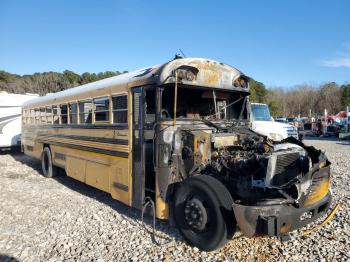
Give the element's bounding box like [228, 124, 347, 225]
[172, 176, 232, 251]
[41, 147, 58, 178]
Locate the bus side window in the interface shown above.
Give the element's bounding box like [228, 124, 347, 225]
[53, 106, 59, 124]
[27, 110, 31, 124]
[94, 97, 110, 123]
[112, 95, 127, 124]
[46, 106, 52, 124]
[35, 109, 40, 124]
[30, 109, 35, 124]
[79, 100, 92, 124]
[40, 108, 47, 124]
[60, 104, 68, 124]
[22, 109, 27, 124]
[69, 103, 78, 124]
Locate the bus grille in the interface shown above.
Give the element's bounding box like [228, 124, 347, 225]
[271, 152, 300, 186]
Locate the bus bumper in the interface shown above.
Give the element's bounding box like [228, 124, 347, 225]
[232, 191, 332, 237]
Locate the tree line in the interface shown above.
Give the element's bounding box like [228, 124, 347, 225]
[249, 80, 350, 117]
[0, 70, 127, 95]
[0, 69, 349, 117]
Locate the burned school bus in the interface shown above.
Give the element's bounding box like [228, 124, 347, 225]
[22, 57, 332, 251]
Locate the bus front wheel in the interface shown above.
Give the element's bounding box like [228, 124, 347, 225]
[41, 147, 58, 178]
[172, 176, 233, 251]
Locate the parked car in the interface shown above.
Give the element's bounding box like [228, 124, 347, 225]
[275, 116, 287, 123]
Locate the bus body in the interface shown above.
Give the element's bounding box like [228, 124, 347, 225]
[0, 92, 38, 149]
[22, 57, 332, 251]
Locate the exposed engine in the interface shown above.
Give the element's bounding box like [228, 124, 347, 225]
[209, 134, 270, 177]
[179, 127, 322, 207]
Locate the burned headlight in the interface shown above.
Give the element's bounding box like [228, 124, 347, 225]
[233, 76, 248, 88]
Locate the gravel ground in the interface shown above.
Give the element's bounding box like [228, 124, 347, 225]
[0, 138, 349, 261]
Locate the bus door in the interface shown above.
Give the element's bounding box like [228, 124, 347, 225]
[131, 86, 157, 210]
[132, 87, 145, 209]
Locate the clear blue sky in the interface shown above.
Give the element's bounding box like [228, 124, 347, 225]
[1, 0, 349, 87]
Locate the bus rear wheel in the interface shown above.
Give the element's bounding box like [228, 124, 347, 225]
[172, 176, 233, 251]
[41, 147, 58, 178]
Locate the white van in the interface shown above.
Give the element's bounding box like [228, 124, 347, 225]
[0, 92, 38, 150]
[250, 103, 298, 141]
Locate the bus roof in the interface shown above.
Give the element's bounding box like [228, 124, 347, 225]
[23, 57, 249, 108]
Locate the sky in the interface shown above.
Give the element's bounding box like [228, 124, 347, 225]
[0, 0, 349, 87]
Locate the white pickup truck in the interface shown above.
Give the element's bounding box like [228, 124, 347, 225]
[250, 103, 298, 141]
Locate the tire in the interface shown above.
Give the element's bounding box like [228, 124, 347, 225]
[41, 147, 58, 178]
[172, 175, 234, 251]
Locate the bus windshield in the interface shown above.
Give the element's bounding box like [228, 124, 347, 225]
[251, 104, 272, 121]
[160, 86, 248, 121]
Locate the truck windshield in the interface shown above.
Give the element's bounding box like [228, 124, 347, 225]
[161, 86, 248, 121]
[251, 104, 272, 121]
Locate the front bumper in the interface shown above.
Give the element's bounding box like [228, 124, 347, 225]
[232, 191, 332, 237]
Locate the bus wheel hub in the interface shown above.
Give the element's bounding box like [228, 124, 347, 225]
[184, 198, 207, 230]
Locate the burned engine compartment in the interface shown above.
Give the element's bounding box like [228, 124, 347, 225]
[165, 124, 330, 208]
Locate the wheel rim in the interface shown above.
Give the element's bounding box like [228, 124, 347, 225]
[184, 197, 208, 231]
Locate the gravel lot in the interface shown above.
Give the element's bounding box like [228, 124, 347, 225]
[0, 138, 349, 261]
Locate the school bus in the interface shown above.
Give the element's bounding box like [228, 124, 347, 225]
[22, 57, 333, 251]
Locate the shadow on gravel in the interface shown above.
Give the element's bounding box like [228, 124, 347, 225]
[0, 254, 19, 262]
[52, 175, 182, 243]
[304, 136, 339, 142]
[0, 147, 21, 155]
[9, 152, 182, 244]
[336, 140, 350, 146]
[10, 151, 42, 173]
[304, 136, 350, 146]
